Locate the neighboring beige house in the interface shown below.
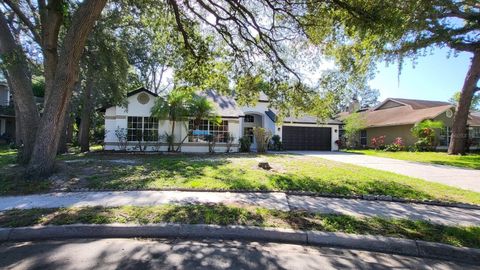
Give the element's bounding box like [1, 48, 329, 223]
[338, 98, 480, 150]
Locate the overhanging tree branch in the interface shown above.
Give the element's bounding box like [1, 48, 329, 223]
[3, 0, 42, 44]
[168, 0, 197, 57]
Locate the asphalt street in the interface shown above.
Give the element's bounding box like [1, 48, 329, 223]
[0, 238, 477, 270]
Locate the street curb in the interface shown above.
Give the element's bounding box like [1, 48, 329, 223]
[0, 224, 479, 264]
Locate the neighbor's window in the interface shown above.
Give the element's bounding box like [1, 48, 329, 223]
[244, 115, 255, 123]
[360, 130, 367, 146]
[188, 120, 229, 143]
[469, 127, 480, 147]
[439, 127, 451, 146]
[127, 116, 158, 141]
[339, 128, 345, 140]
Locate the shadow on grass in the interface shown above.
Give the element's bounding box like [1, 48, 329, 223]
[85, 153, 274, 190]
[281, 212, 480, 248]
[0, 204, 266, 228]
[86, 156, 232, 190]
[0, 168, 51, 195]
[86, 153, 435, 200]
[1, 204, 479, 248]
[0, 148, 16, 167]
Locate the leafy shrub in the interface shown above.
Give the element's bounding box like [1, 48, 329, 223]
[225, 133, 236, 153]
[413, 138, 432, 152]
[239, 136, 251, 152]
[371, 135, 386, 150]
[335, 139, 343, 149]
[411, 120, 444, 151]
[270, 135, 283, 151]
[343, 113, 367, 148]
[384, 137, 404, 152]
[253, 127, 272, 153]
[205, 134, 216, 153]
[114, 127, 128, 151]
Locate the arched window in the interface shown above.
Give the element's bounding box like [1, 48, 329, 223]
[244, 115, 255, 123]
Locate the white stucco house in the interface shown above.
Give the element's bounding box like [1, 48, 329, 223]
[103, 88, 341, 152]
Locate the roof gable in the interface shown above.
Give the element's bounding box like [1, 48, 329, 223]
[390, 98, 451, 109]
[127, 87, 158, 98]
[374, 99, 406, 111]
[374, 98, 452, 112]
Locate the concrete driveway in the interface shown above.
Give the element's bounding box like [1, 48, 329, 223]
[290, 151, 480, 192]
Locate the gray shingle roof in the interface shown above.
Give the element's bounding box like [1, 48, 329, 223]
[267, 109, 341, 125]
[200, 90, 244, 118]
[337, 97, 480, 127]
[387, 98, 451, 110]
[283, 115, 343, 125]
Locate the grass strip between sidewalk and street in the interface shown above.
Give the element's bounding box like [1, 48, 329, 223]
[1, 204, 479, 249]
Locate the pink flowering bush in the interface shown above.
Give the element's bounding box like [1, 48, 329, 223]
[371, 135, 386, 150]
[385, 137, 404, 152]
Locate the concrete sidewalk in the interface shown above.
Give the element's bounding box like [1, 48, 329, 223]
[290, 151, 480, 192]
[1, 190, 479, 226]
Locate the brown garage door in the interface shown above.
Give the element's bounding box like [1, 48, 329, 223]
[282, 126, 331, 150]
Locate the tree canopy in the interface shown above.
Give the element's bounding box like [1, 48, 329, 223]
[3, 0, 479, 178]
[451, 91, 480, 111]
[304, 0, 480, 154]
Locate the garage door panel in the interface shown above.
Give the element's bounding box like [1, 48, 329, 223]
[282, 126, 331, 151]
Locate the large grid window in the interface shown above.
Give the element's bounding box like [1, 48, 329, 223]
[211, 120, 229, 143]
[188, 120, 229, 143]
[127, 116, 159, 142]
[143, 117, 159, 141]
[439, 127, 451, 146]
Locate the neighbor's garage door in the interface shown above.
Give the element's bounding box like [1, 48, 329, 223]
[282, 126, 331, 151]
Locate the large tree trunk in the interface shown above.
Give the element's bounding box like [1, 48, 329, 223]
[0, 12, 39, 164]
[66, 114, 74, 146]
[39, 0, 63, 104]
[14, 103, 21, 146]
[57, 116, 69, 154]
[79, 78, 94, 152]
[26, 0, 107, 176]
[57, 105, 72, 154]
[448, 50, 480, 155]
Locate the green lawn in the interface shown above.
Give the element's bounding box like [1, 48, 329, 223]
[1, 204, 479, 248]
[0, 145, 105, 195]
[346, 150, 480, 170]
[2, 146, 480, 204]
[0, 146, 51, 195]
[83, 153, 480, 204]
[0, 145, 16, 168]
